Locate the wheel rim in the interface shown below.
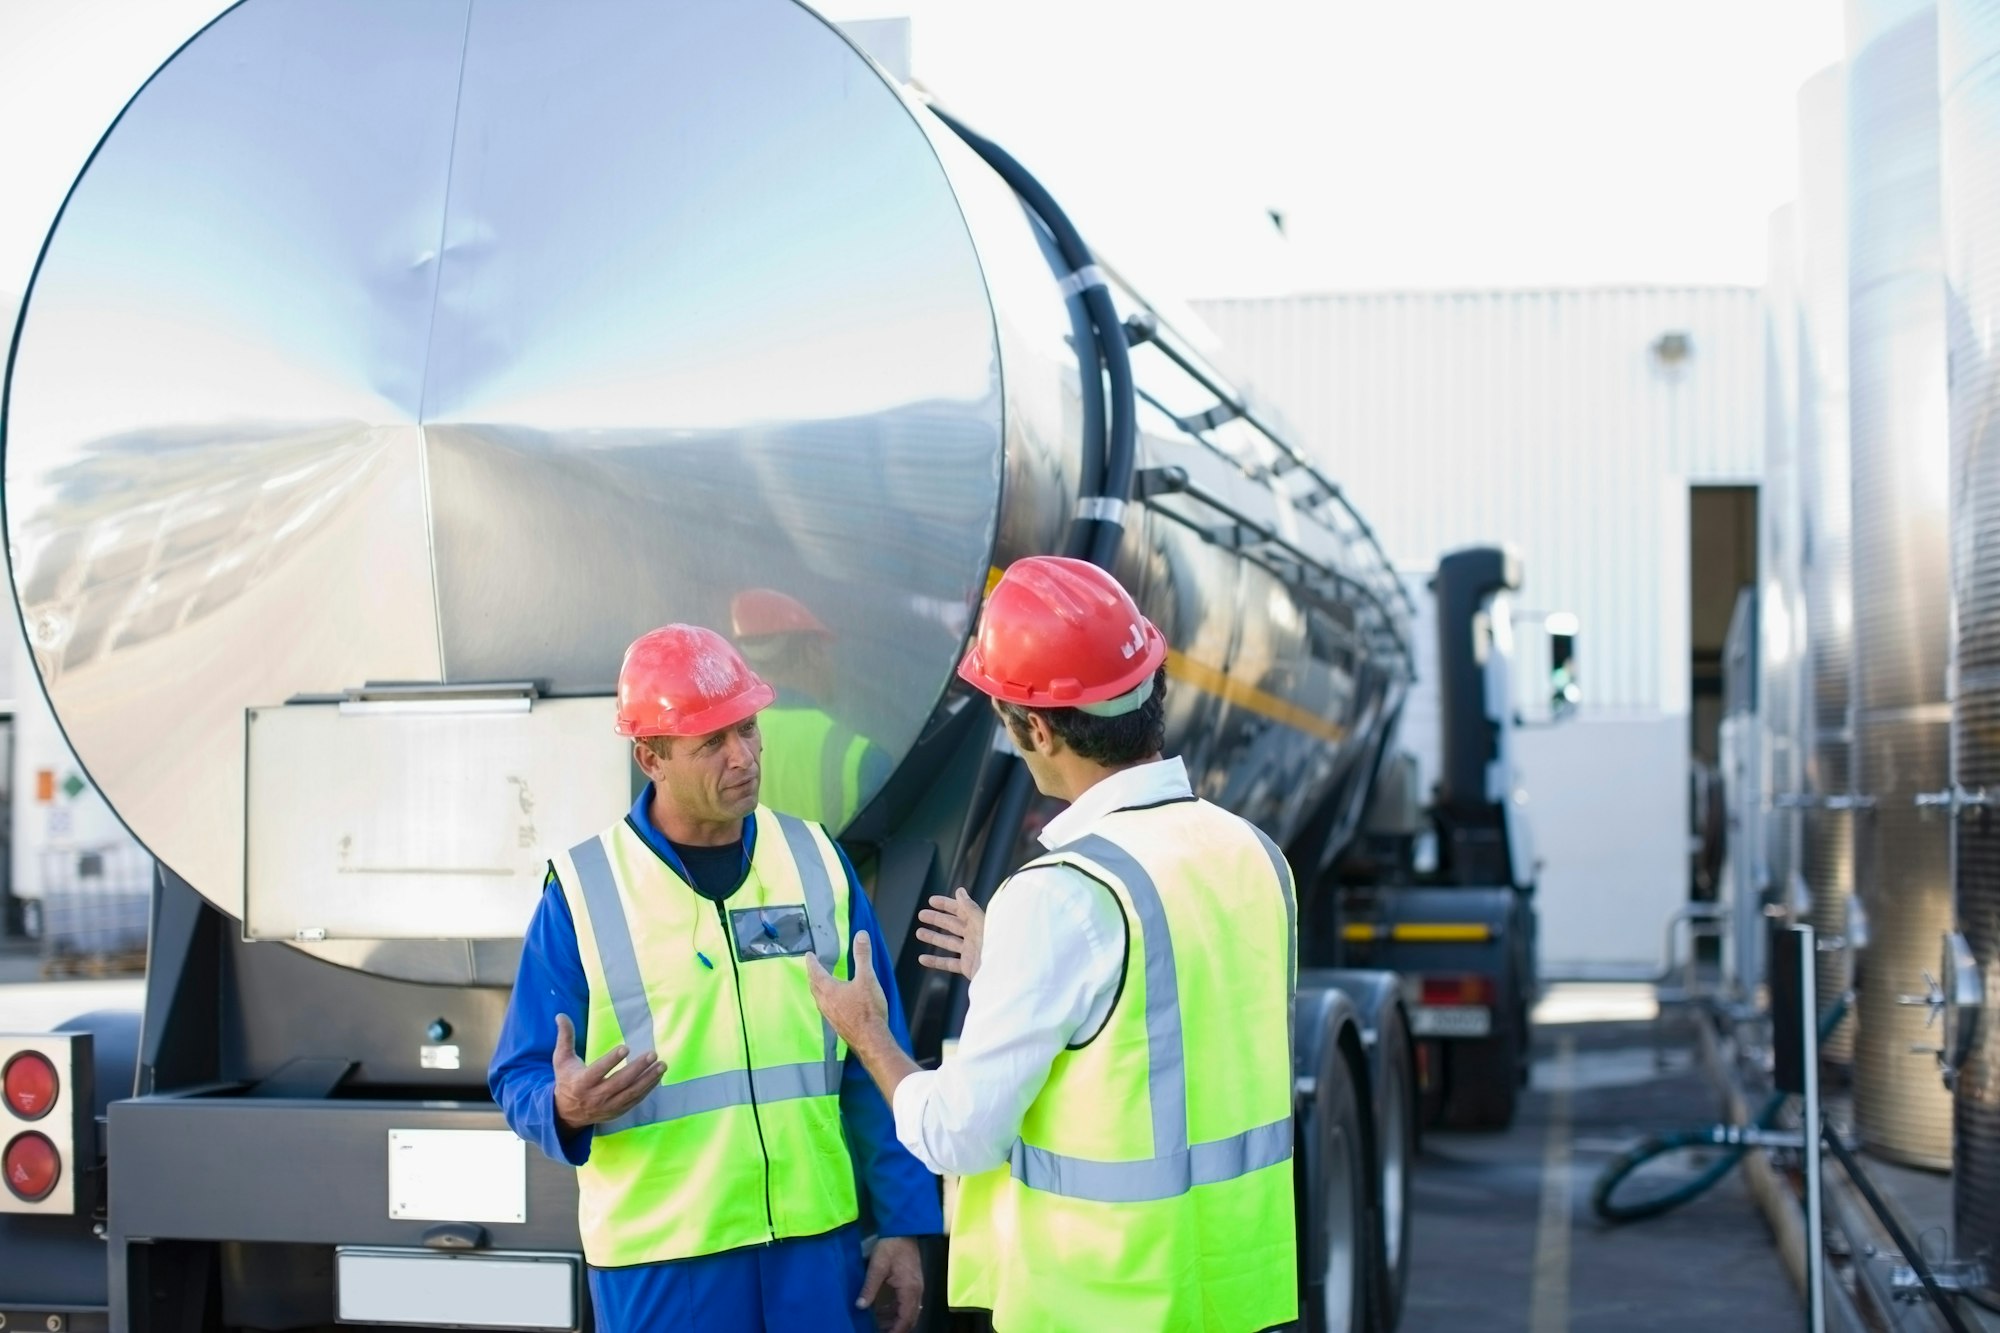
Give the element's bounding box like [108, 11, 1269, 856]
[1324, 1121, 1359, 1333]
[1382, 1056, 1410, 1274]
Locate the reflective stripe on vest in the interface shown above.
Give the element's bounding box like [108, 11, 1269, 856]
[1003, 831, 1297, 1203]
[1251, 822, 1300, 1082]
[566, 812, 843, 1135]
[946, 799, 1299, 1330]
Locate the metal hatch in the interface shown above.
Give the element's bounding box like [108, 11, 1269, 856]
[243, 685, 627, 942]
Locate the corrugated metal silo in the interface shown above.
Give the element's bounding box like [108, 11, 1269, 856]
[1759, 203, 1804, 1001]
[1797, 66, 1860, 1064]
[1847, 0, 1955, 1169]
[1939, 0, 2000, 1299]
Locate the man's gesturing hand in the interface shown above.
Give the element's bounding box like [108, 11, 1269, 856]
[552, 1013, 664, 1132]
[809, 933, 920, 1104]
[806, 931, 889, 1047]
[858, 1235, 925, 1333]
[914, 887, 985, 980]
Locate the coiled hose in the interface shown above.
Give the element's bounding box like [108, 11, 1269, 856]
[1591, 992, 1849, 1224]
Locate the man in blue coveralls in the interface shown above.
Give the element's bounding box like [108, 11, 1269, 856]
[491, 623, 939, 1332]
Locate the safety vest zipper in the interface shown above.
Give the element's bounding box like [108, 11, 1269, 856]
[716, 900, 778, 1243]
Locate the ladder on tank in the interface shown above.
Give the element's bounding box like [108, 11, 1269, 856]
[1121, 308, 1415, 674]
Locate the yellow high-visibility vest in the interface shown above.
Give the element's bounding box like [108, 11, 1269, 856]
[551, 806, 857, 1266]
[949, 798, 1300, 1330]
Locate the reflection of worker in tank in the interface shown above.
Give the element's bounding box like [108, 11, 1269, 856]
[489, 626, 938, 1333]
[731, 589, 892, 830]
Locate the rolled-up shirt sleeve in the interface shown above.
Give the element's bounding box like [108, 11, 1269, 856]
[890, 865, 1127, 1178]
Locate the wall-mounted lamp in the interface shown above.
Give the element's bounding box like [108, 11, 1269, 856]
[1652, 331, 1693, 367]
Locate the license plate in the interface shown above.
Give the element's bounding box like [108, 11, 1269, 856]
[336, 1249, 579, 1329]
[1411, 1006, 1492, 1038]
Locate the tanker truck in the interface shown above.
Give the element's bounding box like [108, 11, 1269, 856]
[1338, 549, 1560, 1132]
[0, 3, 1425, 1331]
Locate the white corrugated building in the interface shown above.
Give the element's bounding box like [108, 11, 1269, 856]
[1195, 288, 1764, 977]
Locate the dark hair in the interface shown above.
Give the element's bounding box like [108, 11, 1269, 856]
[998, 664, 1167, 767]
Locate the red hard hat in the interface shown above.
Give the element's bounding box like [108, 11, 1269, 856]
[616, 625, 776, 738]
[957, 557, 1167, 710]
[730, 588, 833, 639]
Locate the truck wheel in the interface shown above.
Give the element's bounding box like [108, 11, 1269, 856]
[1516, 1000, 1533, 1088]
[1303, 1034, 1370, 1333]
[1416, 1040, 1448, 1128]
[1442, 1015, 1521, 1130]
[1368, 1005, 1416, 1332]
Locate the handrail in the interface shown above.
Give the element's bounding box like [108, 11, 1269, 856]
[1122, 310, 1416, 625]
[1133, 465, 1411, 669]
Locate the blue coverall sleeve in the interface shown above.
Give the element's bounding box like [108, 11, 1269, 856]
[489, 871, 594, 1167]
[834, 846, 945, 1238]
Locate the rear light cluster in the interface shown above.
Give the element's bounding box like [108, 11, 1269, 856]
[4, 1051, 61, 1202]
[6, 1051, 59, 1119]
[1418, 974, 1496, 1008]
[0, 1037, 87, 1214]
[5, 1131, 60, 1203]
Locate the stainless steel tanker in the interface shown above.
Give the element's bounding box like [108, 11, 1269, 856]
[0, 3, 1421, 1331]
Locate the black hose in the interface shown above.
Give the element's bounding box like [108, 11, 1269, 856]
[945, 759, 1038, 1036]
[930, 106, 1137, 570]
[967, 761, 1037, 912]
[1592, 992, 1849, 1225]
[951, 742, 1014, 878]
[921, 109, 1142, 1037]
[1821, 1128, 1976, 1333]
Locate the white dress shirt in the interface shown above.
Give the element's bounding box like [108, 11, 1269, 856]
[891, 756, 1193, 1177]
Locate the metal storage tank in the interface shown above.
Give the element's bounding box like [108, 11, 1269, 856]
[0, 0, 1410, 988]
[1939, 0, 2000, 1302]
[1847, 0, 1954, 1168]
[1758, 203, 1804, 1001]
[1797, 66, 1859, 1065]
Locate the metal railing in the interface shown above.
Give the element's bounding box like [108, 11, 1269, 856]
[1120, 308, 1414, 673]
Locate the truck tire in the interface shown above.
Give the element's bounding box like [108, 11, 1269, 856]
[1517, 997, 1534, 1088]
[1442, 1012, 1521, 1130]
[1302, 1029, 1370, 1333]
[1367, 1003, 1416, 1332]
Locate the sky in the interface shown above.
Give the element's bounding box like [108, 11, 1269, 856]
[0, 0, 1845, 314]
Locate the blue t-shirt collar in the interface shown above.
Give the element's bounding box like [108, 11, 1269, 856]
[630, 781, 757, 882]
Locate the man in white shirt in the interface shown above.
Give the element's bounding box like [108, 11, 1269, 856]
[809, 556, 1299, 1331]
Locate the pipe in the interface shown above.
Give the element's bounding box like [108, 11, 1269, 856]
[946, 757, 1038, 1036]
[1593, 993, 1849, 1224]
[1821, 1130, 1976, 1333]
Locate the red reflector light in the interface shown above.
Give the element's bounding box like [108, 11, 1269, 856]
[1420, 974, 1496, 1008]
[3, 1132, 60, 1202]
[3, 1052, 59, 1120]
